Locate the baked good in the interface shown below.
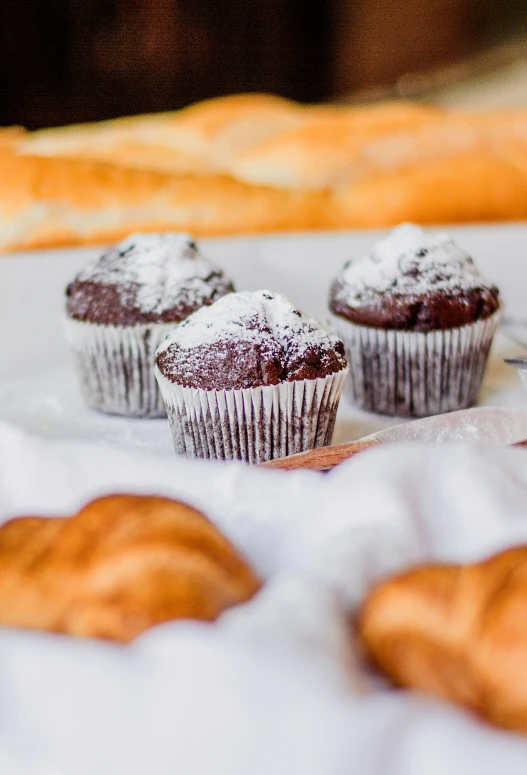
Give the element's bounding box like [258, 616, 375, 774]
[155, 290, 348, 462]
[328, 223, 501, 416]
[18, 121, 209, 177]
[6, 95, 527, 252]
[228, 101, 441, 190]
[147, 92, 305, 168]
[17, 93, 304, 177]
[358, 546, 527, 735]
[64, 232, 234, 416]
[0, 152, 322, 253]
[322, 110, 527, 227]
[14, 111, 209, 176]
[330, 224, 500, 331]
[329, 148, 527, 229]
[0, 493, 260, 643]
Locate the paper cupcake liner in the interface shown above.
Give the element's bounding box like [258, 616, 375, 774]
[64, 318, 175, 417]
[155, 367, 348, 463]
[329, 310, 501, 417]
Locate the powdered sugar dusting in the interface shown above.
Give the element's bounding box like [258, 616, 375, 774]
[76, 233, 233, 315]
[157, 290, 343, 355]
[334, 224, 494, 308]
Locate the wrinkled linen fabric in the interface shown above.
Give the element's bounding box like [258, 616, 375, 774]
[1, 420, 527, 774]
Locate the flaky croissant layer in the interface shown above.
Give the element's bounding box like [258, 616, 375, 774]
[0, 494, 260, 643]
[358, 547, 527, 734]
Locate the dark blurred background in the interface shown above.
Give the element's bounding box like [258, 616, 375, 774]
[2, 0, 527, 128]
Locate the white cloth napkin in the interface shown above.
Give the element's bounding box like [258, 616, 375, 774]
[2, 420, 527, 774]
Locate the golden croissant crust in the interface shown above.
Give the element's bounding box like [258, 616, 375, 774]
[358, 547, 527, 734]
[0, 494, 260, 643]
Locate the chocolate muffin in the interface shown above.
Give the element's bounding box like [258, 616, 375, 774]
[155, 290, 348, 462]
[329, 224, 501, 416]
[64, 233, 234, 417]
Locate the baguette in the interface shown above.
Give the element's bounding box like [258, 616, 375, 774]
[330, 150, 527, 227]
[228, 102, 442, 189]
[0, 152, 324, 252]
[17, 93, 305, 175]
[6, 95, 527, 250]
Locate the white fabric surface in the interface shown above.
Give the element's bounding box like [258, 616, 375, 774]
[2, 420, 527, 774]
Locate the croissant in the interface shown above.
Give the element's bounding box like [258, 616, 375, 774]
[0, 494, 260, 643]
[358, 547, 527, 734]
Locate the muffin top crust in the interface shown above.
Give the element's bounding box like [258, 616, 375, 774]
[329, 224, 500, 331]
[155, 289, 347, 390]
[66, 233, 235, 326]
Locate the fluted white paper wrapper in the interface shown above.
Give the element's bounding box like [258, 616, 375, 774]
[155, 367, 348, 462]
[64, 318, 175, 417]
[2, 421, 527, 774]
[330, 310, 501, 417]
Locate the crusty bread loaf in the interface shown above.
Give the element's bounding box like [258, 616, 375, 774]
[326, 111, 527, 227]
[151, 92, 305, 165]
[347, 109, 527, 178]
[330, 150, 527, 228]
[358, 547, 527, 734]
[18, 125, 209, 176]
[227, 102, 442, 189]
[0, 152, 324, 251]
[5, 94, 527, 251]
[17, 93, 305, 176]
[0, 494, 260, 642]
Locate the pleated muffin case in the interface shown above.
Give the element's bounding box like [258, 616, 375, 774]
[155, 290, 348, 463]
[64, 318, 176, 417]
[330, 311, 500, 417]
[63, 233, 235, 417]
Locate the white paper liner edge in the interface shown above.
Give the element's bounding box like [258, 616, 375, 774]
[329, 309, 501, 417]
[155, 367, 349, 463]
[64, 317, 176, 417]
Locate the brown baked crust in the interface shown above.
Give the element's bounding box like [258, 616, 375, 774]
[153, 92, 305, 163]
[17, 93, 304, 176]
[156, 335, 346, 390]
[0, 153, 324, 253]
[155, 291, 347, 390]
[65, 278, 234, 326]
[0, 494, 260, 643]
[358, 547, 527, 734]
[329, 149, 527, 229]
[336, 109, 527, 182]
[65, 274, 235, 326]
[228, 102, 441, 190]
[329, 285, 500, 331]
[16, 115, 211, 176]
